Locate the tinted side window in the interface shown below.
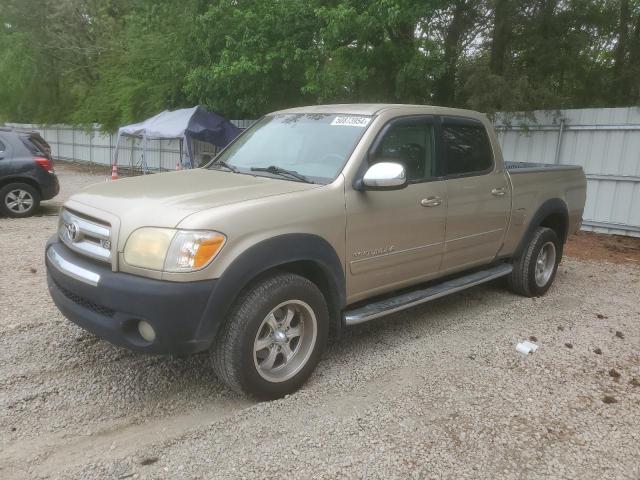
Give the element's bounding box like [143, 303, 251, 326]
[0, 139, 5, 153]
[372, 120, 437, 181]
[29, 135, 51, 155]
[21, 136, 45, 155]
[442, 123, 493, 176]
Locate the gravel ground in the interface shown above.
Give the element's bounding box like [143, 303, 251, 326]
[1, 163, 639, 479]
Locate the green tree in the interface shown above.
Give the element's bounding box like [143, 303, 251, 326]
[72, 0, 198, 129]
[304, 0, 440, 104]
[183, 0, 318, 118]
[0, 0, 131, 123]
[1, 0, 639, 126]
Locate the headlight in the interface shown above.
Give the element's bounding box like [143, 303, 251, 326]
[124, 228, 226, 272]
[164, 230, 226, 271]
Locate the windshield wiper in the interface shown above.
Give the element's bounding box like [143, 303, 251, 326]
[210, 160, 239, 173]
[250, 165, 313, 183]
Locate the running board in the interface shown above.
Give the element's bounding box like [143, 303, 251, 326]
[343, 263, 513, 326]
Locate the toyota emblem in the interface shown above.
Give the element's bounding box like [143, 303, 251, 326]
[66, 222, 80, 242]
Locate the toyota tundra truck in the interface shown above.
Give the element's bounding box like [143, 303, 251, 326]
[45, 104, 586, 399]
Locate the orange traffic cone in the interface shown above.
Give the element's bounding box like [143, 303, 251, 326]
[111, 164, 118, 180]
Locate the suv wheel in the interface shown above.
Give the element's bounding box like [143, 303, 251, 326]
[0, 183, 40, 218]
[507, 226, 560, 297]
[211, 272, 329, 400]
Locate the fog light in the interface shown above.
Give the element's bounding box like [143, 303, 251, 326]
[137, 320, 156, 343]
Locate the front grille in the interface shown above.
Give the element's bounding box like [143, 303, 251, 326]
[58, 209, 112, 264]
[55, 279, 115, 317]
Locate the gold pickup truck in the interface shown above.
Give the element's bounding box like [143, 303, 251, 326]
[46, 104, 586, 399]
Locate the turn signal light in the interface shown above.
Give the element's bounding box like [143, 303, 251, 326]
[193, 235, 226, 269]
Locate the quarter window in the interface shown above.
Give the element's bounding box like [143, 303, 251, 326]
[20, 136, 46, 156]
[442, 123, 493, 176]
[371, 119, 437, 181]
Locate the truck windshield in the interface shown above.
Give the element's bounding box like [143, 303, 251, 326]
[209, 113, 372, 183]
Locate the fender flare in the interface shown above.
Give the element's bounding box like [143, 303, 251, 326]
[0, 175, 43, 195]
[198, 233, 346, 341]
[514, 198, 569, 259]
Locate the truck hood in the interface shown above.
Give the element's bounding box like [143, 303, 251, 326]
[69, 169, 318, 229]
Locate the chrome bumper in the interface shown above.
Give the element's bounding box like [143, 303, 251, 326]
[46, 246, 101, 286]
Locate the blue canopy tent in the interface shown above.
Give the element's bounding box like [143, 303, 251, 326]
[113, 106, 241, 172]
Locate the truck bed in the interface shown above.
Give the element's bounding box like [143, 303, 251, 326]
[499, 161, 587, 258]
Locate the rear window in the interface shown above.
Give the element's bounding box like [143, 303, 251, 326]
[20, 135, 47, 156]
[30, 135, 51, 153]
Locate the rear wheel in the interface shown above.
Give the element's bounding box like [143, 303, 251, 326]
[211, 272, 329, 400]
[507, 227, 560, 297]
[0, 183, 40, 218]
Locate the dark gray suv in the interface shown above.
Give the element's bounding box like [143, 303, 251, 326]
[0, 128, 59, 218]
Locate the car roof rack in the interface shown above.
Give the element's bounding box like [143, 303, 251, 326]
[0, 126, 37, 135]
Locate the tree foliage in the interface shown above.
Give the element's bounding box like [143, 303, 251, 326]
[1, 0, 639, 127]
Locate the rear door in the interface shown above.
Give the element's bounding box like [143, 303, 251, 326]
[0, 134, 14, 175]
[439, 117, 510, 274]
[345, 116, 446, 301]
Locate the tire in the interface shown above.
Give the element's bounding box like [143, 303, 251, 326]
[0, 183, 40, 218]
[211, 272, 329, 400]
[507, 226, 560, 297]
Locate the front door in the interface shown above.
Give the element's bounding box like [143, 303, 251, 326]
[345, 116, 446, 302]
[439, 117, 510, 274]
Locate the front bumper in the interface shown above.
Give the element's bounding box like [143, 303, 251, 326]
[45, 238, 218, 355]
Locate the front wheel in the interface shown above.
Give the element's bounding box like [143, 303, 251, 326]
[211, 272, 329, 400]
[507, 226, 560, 297]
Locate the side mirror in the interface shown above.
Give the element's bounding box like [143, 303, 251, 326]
[359, 162, 407, 190]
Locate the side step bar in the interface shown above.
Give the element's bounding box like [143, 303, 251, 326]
[343, 263, 513, 326]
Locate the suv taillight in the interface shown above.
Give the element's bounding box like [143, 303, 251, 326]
[34, 156, 54, 173]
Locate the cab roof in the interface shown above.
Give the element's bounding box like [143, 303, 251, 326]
[271, 103, 485, 119]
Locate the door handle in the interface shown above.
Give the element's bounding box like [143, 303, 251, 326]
[420, 196, 442, 207]
[491, 187, 506, 197]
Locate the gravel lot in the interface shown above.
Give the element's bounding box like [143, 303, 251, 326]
[1, 163, 639, 479]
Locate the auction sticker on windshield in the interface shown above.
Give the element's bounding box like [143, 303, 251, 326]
[330, 116, 371, 127]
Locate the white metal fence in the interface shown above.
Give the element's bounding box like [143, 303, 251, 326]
[495, 107, 640, 237]
[3, 120, 255, 172]
[5, 107, 640, 237]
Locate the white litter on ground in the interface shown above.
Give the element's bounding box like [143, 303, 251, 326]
[516, 340, 539, 354]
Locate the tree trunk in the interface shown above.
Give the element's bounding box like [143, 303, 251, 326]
[434, 1, 469, 105]
[629, 9, 640, 102]
[489, 0, 512, 76]
[386, 18, 417, 101]
[612, 0, 631, 104]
